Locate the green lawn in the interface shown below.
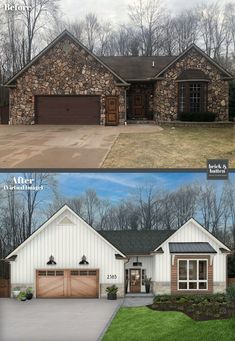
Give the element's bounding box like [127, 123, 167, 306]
[102, 307, 235, 341]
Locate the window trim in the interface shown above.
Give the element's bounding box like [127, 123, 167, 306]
[177, 259, 208, 291]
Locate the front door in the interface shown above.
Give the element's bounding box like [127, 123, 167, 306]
[131, 94, 145, 120]
[105, 96, 119, 126]
[130, 269, 141, 293]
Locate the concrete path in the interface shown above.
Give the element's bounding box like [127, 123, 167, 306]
[123, 295, 154, 307]
[0, 125, 162, 168]
[0, 298, 122, 341]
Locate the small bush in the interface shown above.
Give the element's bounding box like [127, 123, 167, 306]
[180, 111, 216, 122]
[226, 285, 235, 301]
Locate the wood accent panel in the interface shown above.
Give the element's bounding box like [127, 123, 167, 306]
[36, 96, 100, 125]
[171, 255, 213, 294]
[36, 269, 99, 298]
[0, 106, 9, 124]
[0, 278, 10, 297]
[105, 96, 119, 125]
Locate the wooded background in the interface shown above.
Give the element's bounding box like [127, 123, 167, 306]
[0, 0, 235, 80]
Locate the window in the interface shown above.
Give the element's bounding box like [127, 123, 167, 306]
[178, 259, 208, 290]
[141, 269, 146, 285]
[178, 82, 207, 113]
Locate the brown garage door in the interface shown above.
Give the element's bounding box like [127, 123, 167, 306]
[36, 269, 99, 298]
[36, 96, 100, 125]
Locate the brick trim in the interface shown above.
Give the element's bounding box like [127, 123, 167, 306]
[171, 255, 213, 294]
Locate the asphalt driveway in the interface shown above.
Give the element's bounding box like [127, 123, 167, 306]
[0, 298, 122, 341]
[0, 125, 161, 168]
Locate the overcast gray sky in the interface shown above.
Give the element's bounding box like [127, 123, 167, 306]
[60, 0, 231, 23]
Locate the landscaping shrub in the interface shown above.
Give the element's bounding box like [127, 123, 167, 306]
[152, 294, 235, 320]
[226, 285, 235, 301]
[180, 111, 216, 122]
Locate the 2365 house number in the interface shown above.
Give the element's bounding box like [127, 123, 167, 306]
[107, 274, 117, 279]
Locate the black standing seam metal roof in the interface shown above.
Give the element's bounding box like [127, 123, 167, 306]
[169, 242, 217, 253]
[98, 230, 176, 254]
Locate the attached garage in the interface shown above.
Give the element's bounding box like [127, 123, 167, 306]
[35, 96, 100, 125]
[36, 269, 99, 298]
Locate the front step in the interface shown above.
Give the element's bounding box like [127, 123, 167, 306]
[125, 293, 154, 297]
[126, 120, 156, 125]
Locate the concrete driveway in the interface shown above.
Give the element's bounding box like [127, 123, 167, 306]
[0, 125, 162, 168]
[0, 298, 122, 341]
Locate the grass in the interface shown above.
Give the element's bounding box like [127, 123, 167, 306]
[102, 307, 235, 341]
[102, 126, 235, 168]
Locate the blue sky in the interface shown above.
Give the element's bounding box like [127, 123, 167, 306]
[0, 172, 234, 203]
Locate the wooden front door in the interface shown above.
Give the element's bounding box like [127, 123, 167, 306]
[36, 269, 99, 298]
[131, 94, 145, 119]
[130, 269, 141, 293]
[105, 96, 119, 125]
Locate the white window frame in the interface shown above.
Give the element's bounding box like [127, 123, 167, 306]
[177, 259, 208, 291]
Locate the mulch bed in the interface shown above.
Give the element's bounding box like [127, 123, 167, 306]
[149, 294, 235, 321]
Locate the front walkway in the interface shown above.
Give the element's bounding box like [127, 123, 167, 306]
[123, 294, 154, 307]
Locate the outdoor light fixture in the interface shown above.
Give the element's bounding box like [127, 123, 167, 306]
[79, 255, 89, 265]
[133, 256, 142, 267]
[47, 255, 57, 265]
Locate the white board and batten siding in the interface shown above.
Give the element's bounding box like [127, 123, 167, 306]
[154, 219, 228, 284]
[9, 207, 125, 293]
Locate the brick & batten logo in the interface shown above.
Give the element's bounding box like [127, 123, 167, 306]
[3, 3, 32, 11]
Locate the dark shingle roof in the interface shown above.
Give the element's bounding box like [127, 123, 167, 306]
[99, 230, 176, 254]
[100, 56, 176, 80]
[169, 242, 217, 253]
[176, 69, 210, 80]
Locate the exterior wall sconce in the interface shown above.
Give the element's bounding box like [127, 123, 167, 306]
[79, 255, 89, 265]
[47, 255, 57, 265]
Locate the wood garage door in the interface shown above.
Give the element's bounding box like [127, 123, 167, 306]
[36, 96, 100, 125]
[36, 270, 99, 298]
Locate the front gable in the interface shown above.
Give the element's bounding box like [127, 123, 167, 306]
[155, 44, 233, 81]
[6, 205, 126, 260]
[155, 218, 230, 254]
[5, 30, 128, 87]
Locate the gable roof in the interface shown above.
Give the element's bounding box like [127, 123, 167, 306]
[99, 229, 176, 254]
[100, 56, 175, 81]
[5, 30, 129, 86]
[153, 218, 231, 252]
[5, 205, 126, 259]
[154, 44, 234, 80]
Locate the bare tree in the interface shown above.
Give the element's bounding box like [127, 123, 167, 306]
[20, 0, 60, 62]
[128, 0, 165, 56]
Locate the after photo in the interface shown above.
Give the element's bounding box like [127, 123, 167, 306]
[0, 172, 235, 341]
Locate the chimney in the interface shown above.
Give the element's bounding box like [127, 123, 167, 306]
[152, 61, 155, 67]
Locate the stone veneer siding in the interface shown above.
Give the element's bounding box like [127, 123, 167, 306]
[154, 48, 229, 121]
[171, 255, 213, 294]
[9, 37, 126, 125]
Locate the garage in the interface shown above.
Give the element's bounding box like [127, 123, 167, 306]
[36, 269, 99, 298]
[36, 96, 100, 125]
